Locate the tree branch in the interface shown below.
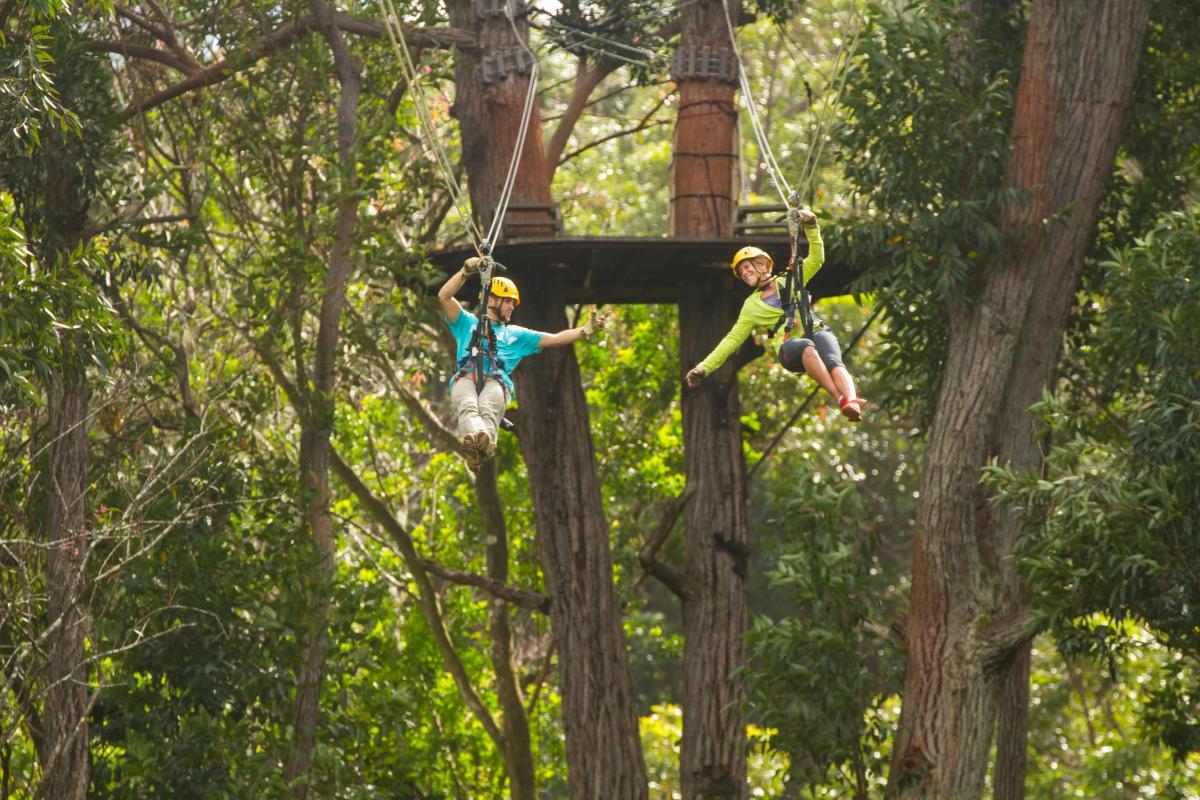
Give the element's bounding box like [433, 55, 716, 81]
[111, 1, 202, 72]
[545, 57, 616, 179]
[87, 212, 193, 237]
[115, 14, 476, 116]
[981, 611, 1036, 668]
[558, 90, 671, 166]
[330, 449, 504, 747]
[113, 3, 172, 46]
[85, 40, 188, 72]
[638, 485, 695, 599]
[419, 556, 549, 613]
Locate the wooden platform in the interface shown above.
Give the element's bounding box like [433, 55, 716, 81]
[428, 236, 859, 305]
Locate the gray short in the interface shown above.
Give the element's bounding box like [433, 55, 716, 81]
[777, 329, 844, 373]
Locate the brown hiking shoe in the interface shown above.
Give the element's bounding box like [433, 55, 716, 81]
[460, 430, 489, 467]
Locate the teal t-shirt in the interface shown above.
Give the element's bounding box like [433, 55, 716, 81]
[445, 309, 543, 395]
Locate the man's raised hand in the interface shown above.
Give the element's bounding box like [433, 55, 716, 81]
[582, 306, 611, 337]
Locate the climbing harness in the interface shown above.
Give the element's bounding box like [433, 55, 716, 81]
[454, 261, 518, 392]
[770, 205, 815, 340]
[375, 0, 542, 397]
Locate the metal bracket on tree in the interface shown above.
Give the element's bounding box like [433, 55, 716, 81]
[478, 47, 537, 84]
[670, 45, 739, 84]
[472, 0, 527, 21]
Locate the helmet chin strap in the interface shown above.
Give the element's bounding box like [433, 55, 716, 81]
[486, 298, 510, 324]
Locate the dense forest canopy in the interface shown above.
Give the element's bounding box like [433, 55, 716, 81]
[2, 0, 1198, 798]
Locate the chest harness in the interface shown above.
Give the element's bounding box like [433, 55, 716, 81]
[769, 205, 816, 341]
[454, 256, 508, 392]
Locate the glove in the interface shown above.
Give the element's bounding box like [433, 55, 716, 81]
[462, 256, 482, 275]
[581, 306, 610, 337]
[685, 366, 706, 388]
[796, 208, 818, 228]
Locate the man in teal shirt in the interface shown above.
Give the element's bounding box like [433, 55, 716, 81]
[685, 210, 866, 421]
[439, 259, 609, 466]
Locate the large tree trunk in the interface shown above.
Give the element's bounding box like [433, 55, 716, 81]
[887, 3, 1150, 798]
[672, 2, 748, 798]
[282, 3, 361, 795]
[38, 366, 90, 800]
[36, 128, 92, 800]
[446, 3, 648, 797]
[513, 276, 649, 798]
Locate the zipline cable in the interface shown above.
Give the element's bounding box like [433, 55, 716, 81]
[376, 0, 541, 257]
[483, 2, 542, 252]
[721, 0, 864, 209]
[794, 7, 864, 205]
[722, 0, 794, 208]
[720, 0, 865, 337]
[528, 9, 669, 64]
[377, 0, 484, 251]
[531, 23, 664, 70]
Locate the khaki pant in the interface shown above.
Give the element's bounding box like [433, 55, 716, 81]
[451, 376, 507, 445]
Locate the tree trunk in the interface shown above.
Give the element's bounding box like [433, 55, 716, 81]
[38, 366, 90, 800]
[887, 3, 1150, 798]
[282, 3, 361, 796]
[993, 644, 1031, 800]
[477, 461, 537, 800]
[448, 0, 550, 238]
[512, 274, 649, 799]
[447, 3, 648, 796]
[36, 127, 92, 800]
[672, 2, 748, 798]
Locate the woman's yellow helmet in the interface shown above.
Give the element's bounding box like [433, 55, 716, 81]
[490, 276, 520, 305]
[730, 246, 773, 277]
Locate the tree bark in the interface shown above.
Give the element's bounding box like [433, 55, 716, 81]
[446, 3, 648, 796]
[282, 2, 361, 796]
[38, 366, 90, 800]
[993, 644, 1031, 800]
[887, 3, 1150, 798]
[672, 3, 748, 798]
[36, 127, 92, 800]
[448, 0, 551, 238]
[512, 273, 649, 799]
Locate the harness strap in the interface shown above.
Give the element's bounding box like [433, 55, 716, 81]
[769, 206, 815, 339]
[454, 255, 508, 390]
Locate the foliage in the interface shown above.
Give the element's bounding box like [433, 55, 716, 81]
[745, 455, 901, 797]
[835, 0, 1022, 423]
[1025, 633, 1200, 800]
[1100, 0, 1200, 237]
[641, 704, 788, 799]
[3, 0, 1199, 797]
[986, 209, 1200, 761]
[0, 0, 80, 147]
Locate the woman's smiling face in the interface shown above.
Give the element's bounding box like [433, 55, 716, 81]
[736, 255, 772, 287]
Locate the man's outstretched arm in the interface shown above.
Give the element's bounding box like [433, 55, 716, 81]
[538, 306, 610, 348]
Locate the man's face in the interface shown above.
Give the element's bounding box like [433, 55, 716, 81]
[488, 295, 517, 322]
[736, 255, 772, 288]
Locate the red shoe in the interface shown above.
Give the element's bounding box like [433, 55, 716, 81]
[838, 395, 866, 422]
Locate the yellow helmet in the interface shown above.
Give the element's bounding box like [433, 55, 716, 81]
[730, 246, 773, 277]
[490, 276, 520, 305]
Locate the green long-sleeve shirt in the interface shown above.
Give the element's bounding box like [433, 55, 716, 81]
[696, 225, 824, 376]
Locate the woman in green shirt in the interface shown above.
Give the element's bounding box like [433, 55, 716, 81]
[684, 210, 866, 421]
